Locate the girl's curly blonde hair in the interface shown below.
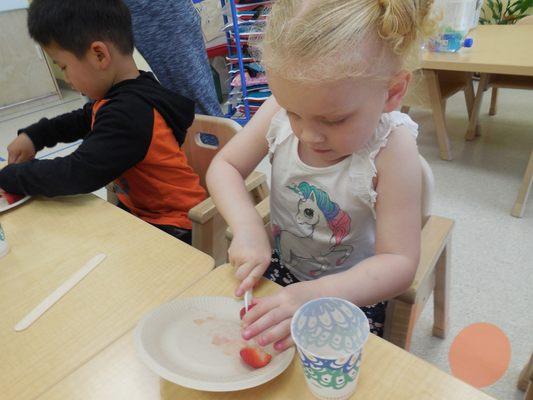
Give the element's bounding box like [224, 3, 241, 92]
[259, 0, 435, 82]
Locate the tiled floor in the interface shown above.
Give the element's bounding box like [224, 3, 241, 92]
[408, 87, 532, 400]
[1, 84, 531, 400]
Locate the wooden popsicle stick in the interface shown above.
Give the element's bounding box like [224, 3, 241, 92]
[14, 254, 106, 332]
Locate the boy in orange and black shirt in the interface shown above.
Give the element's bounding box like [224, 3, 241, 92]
[0, 0, 206, 243]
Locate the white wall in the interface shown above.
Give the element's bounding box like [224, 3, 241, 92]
[0, 0, 28, 12]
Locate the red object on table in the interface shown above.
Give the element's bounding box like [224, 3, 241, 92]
[240, 346, 272, 369]
[1, 191, 24, 205]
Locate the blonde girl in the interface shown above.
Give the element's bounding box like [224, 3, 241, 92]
[207, 0, 434, 350]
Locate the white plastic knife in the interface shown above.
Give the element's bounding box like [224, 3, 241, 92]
[244, 289, 253, 314]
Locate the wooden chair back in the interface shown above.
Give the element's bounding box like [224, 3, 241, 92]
[182, 114, 243, 190]
[421, 155, 434, 226]
[184, 115, 270, 266]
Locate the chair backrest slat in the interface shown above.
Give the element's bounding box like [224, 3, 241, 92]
[182, 115, 242, 190]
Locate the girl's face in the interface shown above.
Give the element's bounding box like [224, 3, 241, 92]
[268, 72, 409, 167]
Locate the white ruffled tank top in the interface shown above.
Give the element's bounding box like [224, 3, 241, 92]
[266, 109, 418, 281]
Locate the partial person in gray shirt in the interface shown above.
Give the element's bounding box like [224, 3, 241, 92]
[123, 0, 222, 116]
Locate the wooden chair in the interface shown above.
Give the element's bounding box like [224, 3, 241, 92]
[185, 115, 269, 266]
[383, 158, 453, 350]
[518, 353, 533, 400]
[226, 156, 454, 351]
[106, 115, 269, 266]
[512, 150, 533, 218]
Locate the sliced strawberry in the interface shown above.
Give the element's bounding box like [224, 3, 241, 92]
[2, 192, 24, 205]
[240, 346, 272, 369]
[239, 301, 257, 320]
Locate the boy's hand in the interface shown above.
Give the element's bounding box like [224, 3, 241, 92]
[241, 281, 316, 351]
[230, 224, 272, 297]
[8, 133, 36, 164]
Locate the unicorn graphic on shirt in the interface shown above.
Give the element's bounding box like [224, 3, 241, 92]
[273, 182, 353, 277]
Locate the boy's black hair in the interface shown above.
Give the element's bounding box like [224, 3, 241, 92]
[28, 0, 134, 58]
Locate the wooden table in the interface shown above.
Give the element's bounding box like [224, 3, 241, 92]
[0, 196, 214, 400]
[421, 24, 533, 160]
[37, 264, 495, 400]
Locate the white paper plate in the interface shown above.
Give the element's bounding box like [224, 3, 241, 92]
[0, 194, 30, 213]
[134, 296, 295, 392]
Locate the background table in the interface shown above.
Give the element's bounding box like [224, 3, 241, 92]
[421, 24, 533, 159]
[0, 195, 214, 400]
[423, 25, 533, 77]
[38, 264, 495, 400]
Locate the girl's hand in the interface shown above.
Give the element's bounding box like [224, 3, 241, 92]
[230, 224, 272, 297]
[241, 281, 316, 351]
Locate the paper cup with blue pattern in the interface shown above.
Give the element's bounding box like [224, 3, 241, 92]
[291, 298, 370, 400]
